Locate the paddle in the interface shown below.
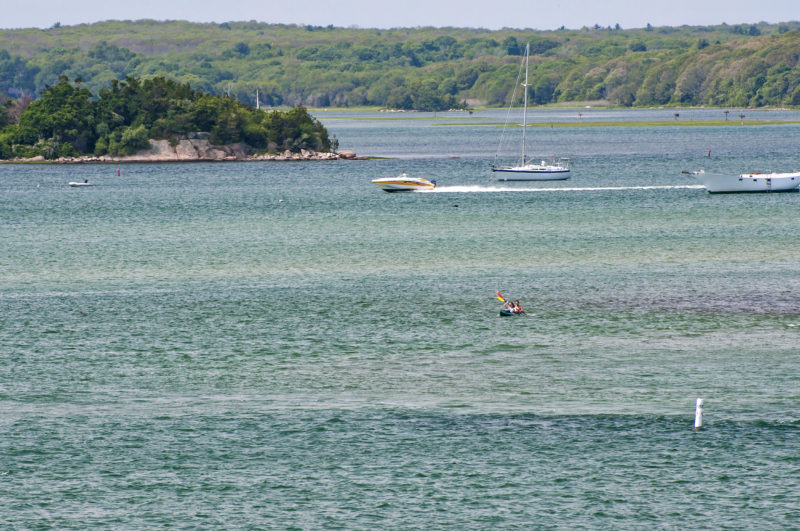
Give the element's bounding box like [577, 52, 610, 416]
[496, 291, 505, 302]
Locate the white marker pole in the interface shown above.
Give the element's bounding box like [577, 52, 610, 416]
[694, 398, 704, 430]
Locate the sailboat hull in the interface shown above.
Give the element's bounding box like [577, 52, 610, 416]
[492, 163, 571, 180]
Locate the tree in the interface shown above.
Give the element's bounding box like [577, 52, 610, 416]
[502, 36, 521, 56]
[18, 77, 97, 157]
[0, 97, 9, 128]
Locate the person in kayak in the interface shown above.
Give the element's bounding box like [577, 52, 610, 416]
[512, 300, 524, 314]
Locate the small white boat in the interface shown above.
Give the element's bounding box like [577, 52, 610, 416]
[68, 181, 93, 187]
[687, 170, 800, 193]
[372, 173, 436, 192]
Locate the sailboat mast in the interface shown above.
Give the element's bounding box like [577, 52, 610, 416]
[521, 42, 529, 166]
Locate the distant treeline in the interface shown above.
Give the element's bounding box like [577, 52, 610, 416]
[0, 75, 332, 159]
[2, 20, 800, 110]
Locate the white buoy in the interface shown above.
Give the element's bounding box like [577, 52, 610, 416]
[694, 398, 704, 430]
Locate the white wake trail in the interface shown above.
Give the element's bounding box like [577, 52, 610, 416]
[427, 184, 705, 193]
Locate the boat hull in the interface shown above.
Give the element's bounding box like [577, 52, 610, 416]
[493, 168, 571, 181]
[499, 310, 526, 317]
[371, 176, 436, 192]
[691, 171, 800, 193]
[68, 182, 93, 187]
[492, 160, 571, 181]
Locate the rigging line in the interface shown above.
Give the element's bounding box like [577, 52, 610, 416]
[493, 52, 526, 169]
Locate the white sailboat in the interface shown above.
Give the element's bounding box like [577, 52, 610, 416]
[492, 42, 570, 181]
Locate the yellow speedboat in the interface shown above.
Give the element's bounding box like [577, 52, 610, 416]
[371, 172, 436, 192]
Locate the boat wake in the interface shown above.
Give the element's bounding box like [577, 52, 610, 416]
[429, 184, 705, 193]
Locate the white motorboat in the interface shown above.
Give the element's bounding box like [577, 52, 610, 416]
[372, 173, 436, 192]
[68, 181, 93, 187]
[492, 42, 570, 181]
[687, 170, 800, 193]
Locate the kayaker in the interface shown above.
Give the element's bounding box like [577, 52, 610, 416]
[513, 300, 524, 313]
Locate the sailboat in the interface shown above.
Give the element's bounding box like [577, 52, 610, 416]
[492, 42, 570, 181]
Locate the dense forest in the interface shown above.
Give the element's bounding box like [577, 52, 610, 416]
[0, 75, 332, 159]
[2, 20, 800, 111]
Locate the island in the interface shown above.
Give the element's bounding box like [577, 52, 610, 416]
[0, 76, 356, 162]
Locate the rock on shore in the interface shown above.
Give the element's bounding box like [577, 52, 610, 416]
[12, 139, 361, 163]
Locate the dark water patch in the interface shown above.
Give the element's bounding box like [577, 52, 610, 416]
[3, 409, 797, 528]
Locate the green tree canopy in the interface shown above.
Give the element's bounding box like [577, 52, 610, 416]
[0, 76, 332, 159]
[2, 20, 800, 110]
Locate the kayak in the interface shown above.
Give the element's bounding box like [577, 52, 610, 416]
[499, 309, 526, 317]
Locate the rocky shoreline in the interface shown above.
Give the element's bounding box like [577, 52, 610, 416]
[5, 139, 362, 163]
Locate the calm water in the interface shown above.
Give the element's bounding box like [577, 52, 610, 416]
[2, 110, 799, 528]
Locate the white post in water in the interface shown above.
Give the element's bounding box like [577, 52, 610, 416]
[694, 398, 704, 430]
